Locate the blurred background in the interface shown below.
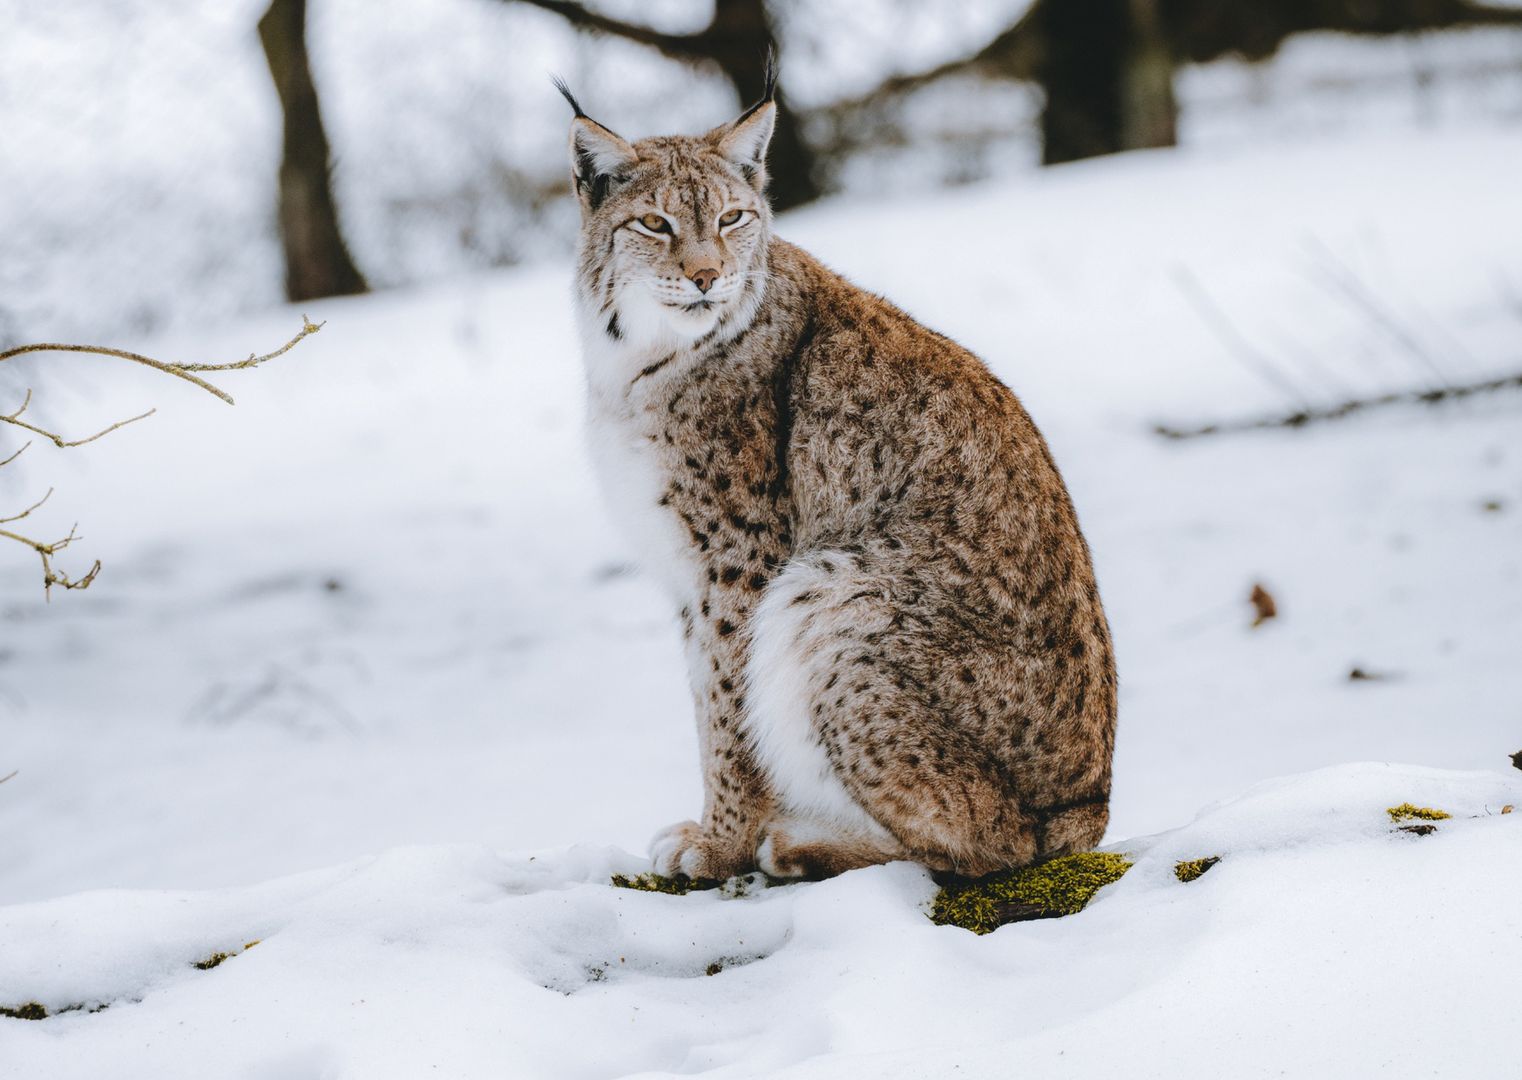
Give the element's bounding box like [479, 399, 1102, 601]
[1, 1, 1519, 906]
[6, 0, 1522, 340]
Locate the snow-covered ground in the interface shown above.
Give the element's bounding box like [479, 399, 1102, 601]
[3, 765, 1518, 1079]
[2, 123, 1520, 1075]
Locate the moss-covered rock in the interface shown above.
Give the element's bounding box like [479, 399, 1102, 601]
[932, 852, 1133, 934]
[1387, 803, 1450, 823]
[1174, 856, 1221, 883]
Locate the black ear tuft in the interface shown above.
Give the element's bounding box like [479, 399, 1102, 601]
[733, 49, 779, 127]
[551, 75, 586, 118]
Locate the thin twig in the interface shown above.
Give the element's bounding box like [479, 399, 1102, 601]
[0, 489, 97, 599]
[0, 519, 100, 600]
[0, 487, 53, 525]
[1154, 369, 1522, 439]
[177, 317, 324, 373]
[1302, 238, 1453, 387]
[0, 770, 16, 784]
[1173, 267, 1311, 408]
[3, 408, 157, 450]
[0, 318, 322, 597]
[0, 317, 322, 407]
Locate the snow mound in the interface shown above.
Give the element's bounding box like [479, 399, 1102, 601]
[3, 763, 1518, 1079]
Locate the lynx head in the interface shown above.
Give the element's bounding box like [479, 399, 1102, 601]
[557, 69, 776, 348]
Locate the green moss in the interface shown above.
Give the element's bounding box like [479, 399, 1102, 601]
[0, 1002, 48, 1021]
[1387, 803, 1450, 823]
[610, 872, 771, 898]
[193, 939, 260, 971]
[1174, 856, 1221, 883]
[931, 852, 1133, 934]
[610, 873, 724, 895]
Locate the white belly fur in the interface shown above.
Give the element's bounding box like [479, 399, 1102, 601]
[742, 554, 898, 843]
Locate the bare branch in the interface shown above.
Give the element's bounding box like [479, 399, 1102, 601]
[2, 407, 157, 450]
[5, 387, 32, 420]
[0, 317, 322, 406]
[822, 11, 1039, 116]
[1154, 369, 1522, 440]
[0, 518, 101, 600]
[0, 770, 16, 785]
[1302, 239, 1453, 387]
[510, 0, 710, 62]
[0, 318, 322, 597]
[2, 342, 231, 403]
[1173, 267, 1312, 408]
[0, 487, 53, 526]
[177, 315, 324, 373]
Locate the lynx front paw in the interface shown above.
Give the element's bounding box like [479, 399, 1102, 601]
[649, 820, 753, 879]
[756, 820, 906, 880]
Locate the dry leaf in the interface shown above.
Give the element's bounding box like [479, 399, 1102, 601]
[1249, 582, 1277, 627]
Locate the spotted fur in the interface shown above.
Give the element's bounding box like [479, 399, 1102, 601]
[562, 83, 1117, 880]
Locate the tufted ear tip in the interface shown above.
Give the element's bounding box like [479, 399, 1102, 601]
[761, 46, 777, 103]
[551, 75, 586, 119]
[710, 55, 779, 191]
[712, 102, 775, 190]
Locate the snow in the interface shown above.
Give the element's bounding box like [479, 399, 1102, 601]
[2, 766, 1518, 1078]
[3, 96, 1521, 1080]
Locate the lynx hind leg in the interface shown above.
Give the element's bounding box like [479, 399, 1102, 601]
[744, 549, 1038, 878]
[1035, 801, 1109, 859]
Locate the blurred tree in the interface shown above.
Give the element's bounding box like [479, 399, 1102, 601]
[830, 0, 1522, 166]
[1035, 0, 1176, 164]
[258, 0, 368, 301]
[508, 0, 820, 209]
[1164, 0, 1522, 63]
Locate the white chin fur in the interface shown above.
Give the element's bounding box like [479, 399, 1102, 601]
[662, 302, 724, 335]
[618, 287, 723, 348]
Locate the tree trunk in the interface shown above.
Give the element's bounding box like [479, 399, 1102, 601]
[258, 0, 367, 302]
[701, 0, 820, 211]
[1122, 0, 1178, 153]
[1035, 0, 1177, 166]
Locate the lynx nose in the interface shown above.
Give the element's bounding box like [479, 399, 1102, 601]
[687, 267, 720, 294]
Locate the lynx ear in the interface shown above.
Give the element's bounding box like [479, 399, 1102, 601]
[709, 55, 777, 191]
[554, 77, 637, 211]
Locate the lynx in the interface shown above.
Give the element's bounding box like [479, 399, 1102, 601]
[559, 70, 1116, 881]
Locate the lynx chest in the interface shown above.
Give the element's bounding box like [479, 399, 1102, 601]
[586, 361, 792, 616]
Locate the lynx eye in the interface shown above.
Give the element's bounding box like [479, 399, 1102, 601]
[718, 209, 744, 228]
[637, 213, 672, 234]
